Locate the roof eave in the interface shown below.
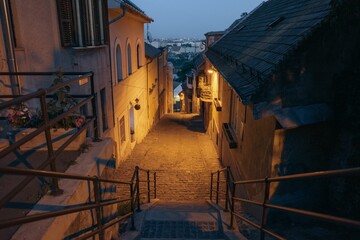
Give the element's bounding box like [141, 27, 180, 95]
[125, 3, 153, 22]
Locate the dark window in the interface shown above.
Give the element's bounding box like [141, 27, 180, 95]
[116, 45, 123, 82]
[137, 44, 141, 68]
[100, 88, 108, 131]
[57, 0, 109, 47]
[127, 44, 132, 75]
[230, 91, 238, 133]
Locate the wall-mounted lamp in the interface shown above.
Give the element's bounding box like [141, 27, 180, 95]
[134, 98, 141, 110]
[207, 69, 214, 74]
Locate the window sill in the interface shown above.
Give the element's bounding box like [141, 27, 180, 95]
[222, 123, 237, 149]
[72, 45, 107, 50]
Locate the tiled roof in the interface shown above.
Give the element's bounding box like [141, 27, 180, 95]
[193, 53, 205, 69]
[124, 0, 144, 13]
[204, 31, 225, 36]
[206, 0, 332, 104]
[170, 46, 181, 52]
[123, 0, 153, 22]
[145, 43, 162, 59]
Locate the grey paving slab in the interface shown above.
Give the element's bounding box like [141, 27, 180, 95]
[139, 200, 226, 240]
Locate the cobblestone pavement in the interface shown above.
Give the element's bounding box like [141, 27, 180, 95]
[115, 113, 224, 201]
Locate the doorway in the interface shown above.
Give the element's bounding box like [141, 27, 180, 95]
[129, 107, 135, 142]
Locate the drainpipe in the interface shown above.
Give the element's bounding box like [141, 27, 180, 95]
[107, 1, 126, 127]
[0, 0, 21, 95]
[109, 1, 126, 25]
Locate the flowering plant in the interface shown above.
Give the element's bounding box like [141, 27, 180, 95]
[7, 104, 85, 130]
[53, 114, 86, 130]
[7, 103, 32, 128]
[47, 69, 85, 130]
[7, 70, 86, 130]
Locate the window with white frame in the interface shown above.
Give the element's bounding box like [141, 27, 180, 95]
[116, 45, 123, 82]
[57, 0, 109, 47]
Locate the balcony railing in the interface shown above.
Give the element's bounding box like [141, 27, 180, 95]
[0, 71, 99, 195]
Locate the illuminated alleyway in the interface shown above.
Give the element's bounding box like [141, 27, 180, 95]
[115, 113, 223, 201]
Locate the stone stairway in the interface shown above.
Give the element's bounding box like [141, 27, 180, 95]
[133, 200, 228, 240]
[120, 199, 247, 240]
[114, 114, 237, 239]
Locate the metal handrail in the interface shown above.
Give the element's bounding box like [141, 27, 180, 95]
[0, 164, 157, 239]
[0, 72, 158, 239]
[210, 166, 360, 240]
[0, 72, 97, 197]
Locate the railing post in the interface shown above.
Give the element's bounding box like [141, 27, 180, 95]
[130, 182, 135, 230]
[260, 177, 270, 240]
[90, 73, 101, 142]
[147, 170, 150, 203]
[136, 167, 141, 212]
[40, 94, 63, 195]
[229, 182, 236, 229]
[225, 167, 230, 212]
[93, 177, 104, 240]
[210, 173, 213, 201]
[216, 170, 220, 204]
[154, 172, 157, 199]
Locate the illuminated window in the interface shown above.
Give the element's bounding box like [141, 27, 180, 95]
[57, 0, 109, 47]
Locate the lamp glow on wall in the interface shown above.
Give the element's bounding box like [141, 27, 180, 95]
[207, 69, 214, 74]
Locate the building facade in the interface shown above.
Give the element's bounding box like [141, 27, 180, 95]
[108, 1, 153, 163]
[1, 0, 113, 139]
[200, 0, 360, 220]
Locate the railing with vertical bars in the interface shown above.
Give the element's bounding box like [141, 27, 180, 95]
[0, 72, 157, 239]
[210, 166, 360, 240]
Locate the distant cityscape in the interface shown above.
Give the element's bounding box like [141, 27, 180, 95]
[149, 38, 204, 81]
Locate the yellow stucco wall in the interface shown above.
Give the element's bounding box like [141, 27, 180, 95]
[109, 8, 150, 163]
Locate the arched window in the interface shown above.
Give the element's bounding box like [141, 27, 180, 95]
[137, 44, 141, 68]
[116, 45, 123, 82]
[127, 44, 132, 75]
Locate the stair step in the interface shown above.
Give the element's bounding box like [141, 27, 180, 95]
[140, 220, 225, 239]
[136, 201, 227, 239]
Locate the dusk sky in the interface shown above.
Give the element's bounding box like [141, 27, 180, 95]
[132, 0, 265, 39]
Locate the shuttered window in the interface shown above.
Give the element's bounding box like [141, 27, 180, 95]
[57, 0, 108, 47]
[57, 0, 75, 46]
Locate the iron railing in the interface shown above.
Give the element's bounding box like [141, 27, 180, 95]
[0, 72, 157, 238]
[0, 71, 98, 196]
[210, 166, 360, 240]
[0, 165, 157, 239]
[129, 166, 157, 229]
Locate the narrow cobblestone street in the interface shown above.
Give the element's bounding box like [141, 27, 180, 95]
[115, 113, 223, 201]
